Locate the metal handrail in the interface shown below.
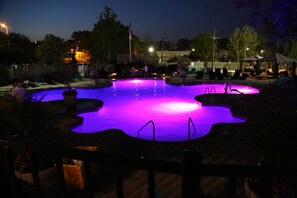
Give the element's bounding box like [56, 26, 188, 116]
[210, 86, 216, 94]
[204, 87, 209, 95]
[188, 117, 196, 141]
[138, 120, 156, 141]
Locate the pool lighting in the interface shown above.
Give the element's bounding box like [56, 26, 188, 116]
[130, 79, 143, 83]
[156, 102, 201, 113]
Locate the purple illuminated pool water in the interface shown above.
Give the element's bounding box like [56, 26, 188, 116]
[36, 79, 259, 142]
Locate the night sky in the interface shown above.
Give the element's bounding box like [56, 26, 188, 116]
[0, 0, 253, 42]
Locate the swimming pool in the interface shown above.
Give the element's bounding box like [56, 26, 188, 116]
[36, 79, 259, 142]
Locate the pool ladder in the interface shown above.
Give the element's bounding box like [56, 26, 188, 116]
[138, 118, 196, 142]
[204, 86, 216, 94]
[188, 117, 196, 141]
[204, 86, 216, 101]
[138, 120, 156, 141]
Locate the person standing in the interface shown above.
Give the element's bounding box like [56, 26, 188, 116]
[178, 64, 186, 83]
[90, 68, 98, 84]
[143, 65, 149, 78]
[131, 66, 136, 78]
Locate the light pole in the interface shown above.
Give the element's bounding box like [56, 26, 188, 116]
[0, 23, 9, 46]
[161, 33, 166, 64]
[147, 46, 154, 63]
[211, 29, 220, 70]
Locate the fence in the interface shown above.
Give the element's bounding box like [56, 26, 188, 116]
[1, 138, 297, 198]
[11, 64, 78, 83]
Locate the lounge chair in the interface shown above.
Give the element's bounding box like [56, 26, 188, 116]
[208, 70, 215, 80]
[215, 68, 223, 80]
[231, 70, 241, 79]
[239, 73, 249, 80]
[223, 68, 229, 78]
[195, 71, 204, 79]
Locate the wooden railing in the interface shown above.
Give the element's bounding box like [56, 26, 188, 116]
[1, 138, 297, 198]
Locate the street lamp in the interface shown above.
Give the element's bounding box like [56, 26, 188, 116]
[0, 23, 8, 35]
[148, 47, 154, 53]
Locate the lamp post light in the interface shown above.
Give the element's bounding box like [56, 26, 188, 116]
[148, 47, 155, 54]
[245, 47, 250, 58]
[148, 46, 154, 53]
[0, 23, 8, 35]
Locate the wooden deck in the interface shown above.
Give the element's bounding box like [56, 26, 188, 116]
[91, 133, 258, 198]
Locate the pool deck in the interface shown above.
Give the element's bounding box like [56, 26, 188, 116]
[0, 76, 283, 197]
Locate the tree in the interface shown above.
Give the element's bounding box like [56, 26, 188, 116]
[0, 31, 7, 47]
[257, 35, 272, 57]
[228, 25, 259, 62]
[229, 28, 241, 62]
[90, 6, 129, 64]
[142, 33, 156, 55]
[233, 0, 297, 52]
[216, 38, 229, 50]
[36, 34, 66, 65]
[71, 30, 91, 51]
[0, 32, 36, 64]
[64, 33, 92, 64]
[289, 40, 297, 59]
[190, 33, 213, 67]
[177, 38, 190, 51]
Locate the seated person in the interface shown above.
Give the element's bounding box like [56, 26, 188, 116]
[11, 80, 26, 102]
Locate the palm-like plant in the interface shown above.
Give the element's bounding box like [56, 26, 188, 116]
[4, 93, 58, 173]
